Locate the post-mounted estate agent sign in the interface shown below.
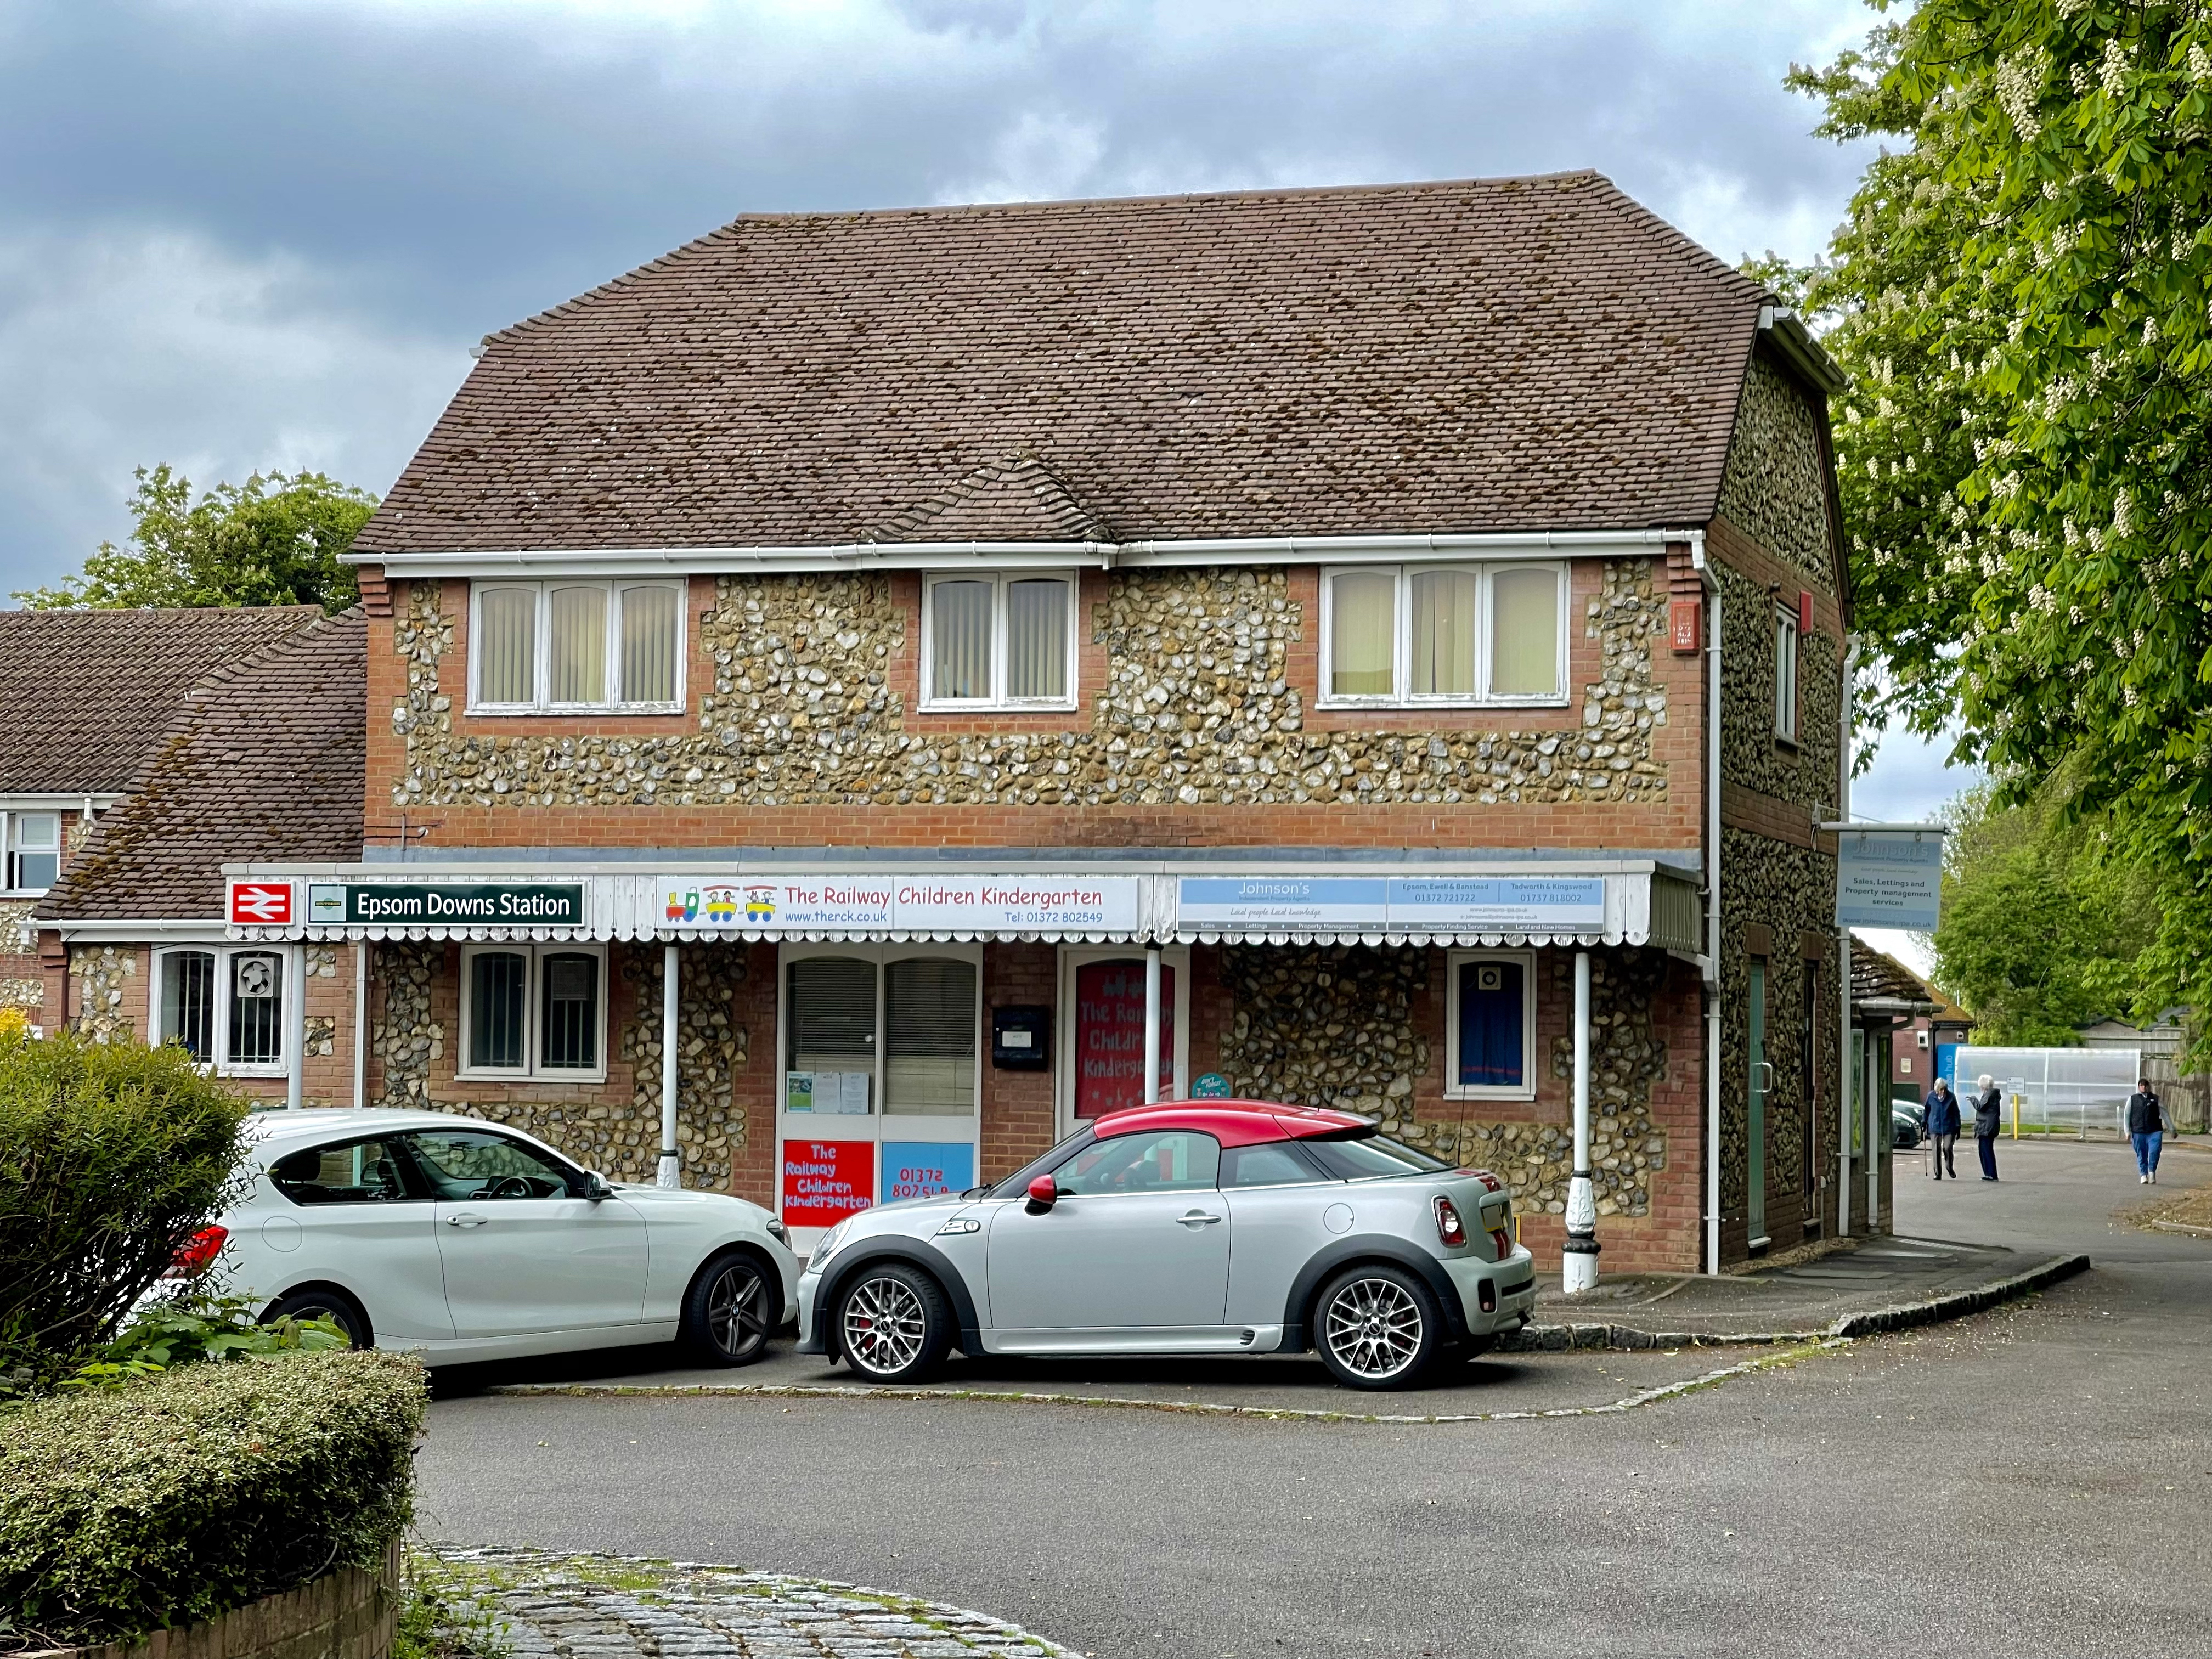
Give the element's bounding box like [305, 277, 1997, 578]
[308, 883, 586, 927]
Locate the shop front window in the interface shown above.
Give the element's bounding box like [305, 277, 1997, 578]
[784, 951, 979, 1117]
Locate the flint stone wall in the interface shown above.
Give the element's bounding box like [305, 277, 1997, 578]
[371, 940, 748, 1188]
[1716, 562, 1841, 806]
[388, 562, 1668, 810]
[68, 945, 136, 1042]
[1717, 352, 1836, 592]
[1215, 943, 1667, 1217]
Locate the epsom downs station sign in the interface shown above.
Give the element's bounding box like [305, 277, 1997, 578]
[309, 883, 586, 927]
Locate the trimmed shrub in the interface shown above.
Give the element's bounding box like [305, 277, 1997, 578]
[0, 1348, 426, 1646]
[0, 1030, 249, 1382]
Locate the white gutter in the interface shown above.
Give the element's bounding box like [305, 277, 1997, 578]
[1701, 545, 1724, 1276]
[345, 527, 1699, 580]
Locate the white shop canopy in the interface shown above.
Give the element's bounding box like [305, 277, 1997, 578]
[221, 854, 1704, 954]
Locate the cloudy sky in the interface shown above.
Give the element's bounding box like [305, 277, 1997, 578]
[0, 0, 1976, 856]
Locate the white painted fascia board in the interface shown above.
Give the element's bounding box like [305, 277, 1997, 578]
[345, 527, 1702, 579]
[1, 793, 125, 811]
[51, 918, 229, 941]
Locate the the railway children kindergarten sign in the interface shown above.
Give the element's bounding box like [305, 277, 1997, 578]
[659, 874, 1141, 935]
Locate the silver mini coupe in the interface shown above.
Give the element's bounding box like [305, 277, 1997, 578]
[795, 1100, 1537, 1390]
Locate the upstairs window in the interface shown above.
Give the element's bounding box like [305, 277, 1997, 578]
[1319, 563, 1566, 707]
[922, 573, 1077, 710]
[1774, 605, 1801, 743]
[3, 811, 60, 894]
[470, 581, 684, 713]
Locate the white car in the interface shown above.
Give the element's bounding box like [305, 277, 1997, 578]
[189, 1108, 799, 1367]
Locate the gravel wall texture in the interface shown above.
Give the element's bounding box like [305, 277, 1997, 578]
[387, 560, 1668, 811]
[1717, 352, 1837, 592]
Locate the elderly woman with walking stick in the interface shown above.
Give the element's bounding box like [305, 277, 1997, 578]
[1925, 1075, 1962, 1180]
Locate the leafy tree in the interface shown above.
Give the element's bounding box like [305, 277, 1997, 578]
[1793, 3, 2212, 1046]
[1931, 776, 2159, 1043]
[13, 465, 377, 613]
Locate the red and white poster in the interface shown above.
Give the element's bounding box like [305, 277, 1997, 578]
[1074, 960, 1175, 1119]
[781, 1138, 874, 1225]
[228, 881, 294, 925]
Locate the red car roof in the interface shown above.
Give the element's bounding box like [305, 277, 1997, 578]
[1090, 1099, 1372, 1148]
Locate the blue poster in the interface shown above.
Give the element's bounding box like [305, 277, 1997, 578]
[881, 1141, 975, 1203]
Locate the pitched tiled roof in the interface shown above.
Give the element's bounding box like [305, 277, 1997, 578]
[37, 612, 365, 921]
[358, 172, 1776, 555]
[867, 453, 1112, 544]
[1853, 943, 1943, 1011]
[0, 606, 324, 794]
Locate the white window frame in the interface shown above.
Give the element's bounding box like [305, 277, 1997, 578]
[1054, 944, 1192, 1134]
[1316, 562, 1570, 709]
[776, 940, 986, 1121]
[1774, 605, 1801, 743]
[1443, 949, 1539, 1102]
[919, 571, 1080, 712]
[1, 809, 63, 896]
[466, 580, 686, 715]
[456, 943, 609, 1082]
[153, 944, 290, 1078]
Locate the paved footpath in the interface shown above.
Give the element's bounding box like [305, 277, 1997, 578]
[426, 1548, 1070, 1659]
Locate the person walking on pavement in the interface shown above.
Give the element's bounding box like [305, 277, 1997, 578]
[1925, 1075, 1961, 1180]
[1972, 1072, 2003, 1181]
[2127, 1077, 2166, 1184]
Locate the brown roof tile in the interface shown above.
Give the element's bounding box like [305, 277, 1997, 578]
[0, 606, 325, 794]
[357, 172, 1773, 554]
[37, 612, 365, 921]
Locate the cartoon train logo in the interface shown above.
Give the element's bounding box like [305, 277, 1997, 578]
[665, 889, 699, 923]
[703, 886, 738, 924]
[744, 886, 777, 923]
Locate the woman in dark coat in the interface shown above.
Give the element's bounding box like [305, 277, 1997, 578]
[1972, 1072, 2002, 1181]
[1925, 1077, 1962, 1180]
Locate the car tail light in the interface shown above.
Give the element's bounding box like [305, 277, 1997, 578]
[1434, 1196, 1466, 1247]
[163, 1225, 228, 1279]
[1490, 1227, 1514, 1260]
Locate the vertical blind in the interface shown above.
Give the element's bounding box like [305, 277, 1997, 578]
[477, 588, 537, 704]
[161, 951, 216, 1064]
[549, 586, 607, 703]
[930, 580, 992, 700]
[1489, 566, 1560, 696]
[1409, 569, 1478, 695]
[620, 585, 680, 703]
[884, 958, 977, 1115]
[1329, 571, 1395, 695]
[1005, 579, 1068, 701]
[788, 956, 877, 1077]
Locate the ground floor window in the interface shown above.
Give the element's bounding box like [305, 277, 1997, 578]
[1445, 950, 1537, 1101]
[783, 947, 980, 1116]
[155, 945, 287, 1075]
[459, 944, 606, 1081]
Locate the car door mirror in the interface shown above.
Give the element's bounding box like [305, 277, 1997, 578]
[1025, 1174, 1059, 1213]
[571, 1172, 616, 1202]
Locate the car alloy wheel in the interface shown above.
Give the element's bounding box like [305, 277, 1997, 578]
[843, 1274, 928, 1375]
[1324, 1276, 1425, 1380]
[705, 1261, 771, 1361]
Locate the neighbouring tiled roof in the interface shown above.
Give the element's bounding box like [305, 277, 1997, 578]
[1853, 943, 1942, 1010]
[357, 172, 1778, 555]
[37, 612, 365, 921]
[0, 606, 325, 794]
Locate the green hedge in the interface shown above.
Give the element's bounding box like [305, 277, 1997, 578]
[0, 1350, 427, 1646]
[0, 1030, 249, 1382]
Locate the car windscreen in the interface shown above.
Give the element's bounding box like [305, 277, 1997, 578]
[1300, 1131, 1453, 1181]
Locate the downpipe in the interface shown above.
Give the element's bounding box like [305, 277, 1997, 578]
[1703, 571, 1724, 1276]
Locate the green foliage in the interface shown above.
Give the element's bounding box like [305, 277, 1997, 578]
[60, 1292, 348, 1392]
[0, 1348, 426, 1647]
[1795, 3, 2212, 1055]
[1932, 777, 2160, 1043]
[13, 463, 377, 613]
[394, 1560, 514, 1659]
[0, 1031, 249, 1388]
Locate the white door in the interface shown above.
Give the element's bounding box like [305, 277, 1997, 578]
[985, 1128, 1230, 1334]
[262, 1133, 453, 1341]
[400, 1127, 650, 1337]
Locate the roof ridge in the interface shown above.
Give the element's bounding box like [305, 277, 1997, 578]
[485, 171, 1606, 345]
[1581, 174, 1773, 303]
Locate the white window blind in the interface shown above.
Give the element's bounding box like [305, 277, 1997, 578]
[477, 588, 537, 704]
[1321, 563, 1566, 706]
[788, 957, 877, 1074]
[1490, 566, 1562, 696]
[470, 581, 682, 711]
[620, 584, 680, 703]
[884, 958, 977, 1116]
[923, 573, 1076, 708]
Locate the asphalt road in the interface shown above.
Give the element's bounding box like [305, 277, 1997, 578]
[417, 1138, 2212, 1659]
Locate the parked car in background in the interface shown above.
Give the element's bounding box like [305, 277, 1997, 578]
[1892, 1105, 1924, 1149]
[187, 1109, 798, 1366]
[797, 1101, 1536, 1391]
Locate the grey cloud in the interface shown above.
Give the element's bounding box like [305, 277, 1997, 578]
[1, 0, 1879, 592]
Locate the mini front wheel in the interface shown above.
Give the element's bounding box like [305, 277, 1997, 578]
[1313, 1264, 1443, 1390]
[836, 1263, 951, 1384]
